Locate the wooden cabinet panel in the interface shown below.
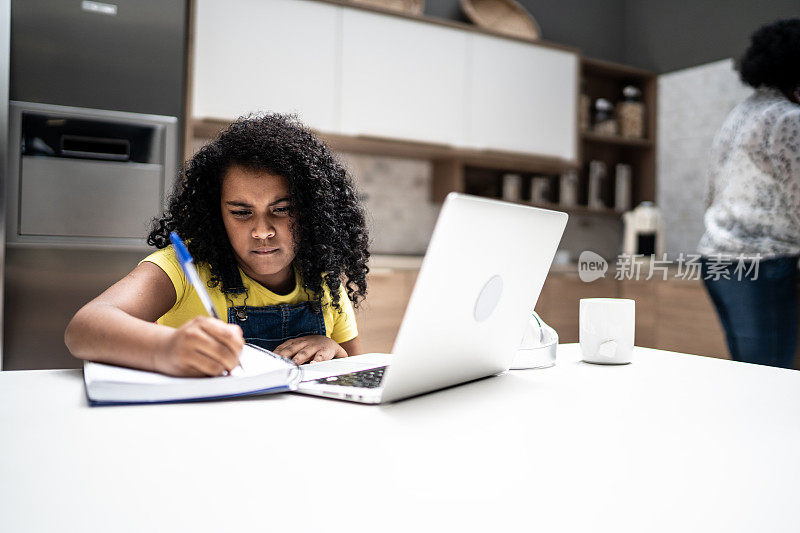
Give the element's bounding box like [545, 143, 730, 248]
[654, 280, 729, 359]
[536, 273, 617, 343]
[619, 279, 657, 348]
[354, 269, 417, 354]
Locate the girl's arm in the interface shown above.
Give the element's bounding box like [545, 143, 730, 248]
[339, 337, 362, 357]
[64, 262, 243, 376]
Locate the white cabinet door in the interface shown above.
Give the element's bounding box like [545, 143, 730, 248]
[340, 8, 468, 146]
[193, 1, 577, 161]
[192, 0, 340, 132]
[468, 34, 578, 161]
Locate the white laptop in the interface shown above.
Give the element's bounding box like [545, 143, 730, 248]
[296, 193, 568, 404]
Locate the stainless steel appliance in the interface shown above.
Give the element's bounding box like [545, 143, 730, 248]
[8, 102, 178, 246]
[3, 102, 178, 370]
[0, 0, 9, 369]
[10, 0, 187, 119]
[4, 0, 187, 370]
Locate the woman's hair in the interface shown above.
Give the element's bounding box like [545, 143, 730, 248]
[739, 18, 800, 93]
[148, 114, 369, 310]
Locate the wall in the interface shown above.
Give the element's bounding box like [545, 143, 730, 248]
[624, 0, 800, 73]
[429, 1, 799, 74]
[425, 0, 625, 64]
[656, 58, 753, 257]
[337, 153, 440, 255]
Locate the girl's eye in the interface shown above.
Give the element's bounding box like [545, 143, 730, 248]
[231, 210, 251, 217]
[273, 206, 291, 215]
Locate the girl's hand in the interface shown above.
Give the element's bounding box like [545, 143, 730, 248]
[273, 335, 348, 365]
[156, 317, 244, 377]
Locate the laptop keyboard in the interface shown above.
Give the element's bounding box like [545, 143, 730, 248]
[314, 366, 387, 389]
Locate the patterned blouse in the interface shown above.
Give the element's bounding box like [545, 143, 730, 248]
[698, 87, 800, 258]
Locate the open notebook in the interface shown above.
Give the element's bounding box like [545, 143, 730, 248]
[83, 344, 302, 405]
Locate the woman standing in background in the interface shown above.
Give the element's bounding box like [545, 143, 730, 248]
[698, 18, 800, 369]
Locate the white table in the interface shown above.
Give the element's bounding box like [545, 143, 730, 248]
[2, 344, 799, 532]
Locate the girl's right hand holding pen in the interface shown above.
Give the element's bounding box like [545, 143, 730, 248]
[156, 317, 244, 377]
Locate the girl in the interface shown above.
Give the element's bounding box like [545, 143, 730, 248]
[65, 114, 370, 376]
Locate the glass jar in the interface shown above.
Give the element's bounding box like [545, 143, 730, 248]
[592, 98, 617, 136]
[617, 85, 645, 138]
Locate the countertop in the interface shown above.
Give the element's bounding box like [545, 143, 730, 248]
[2, 344, 799, 532]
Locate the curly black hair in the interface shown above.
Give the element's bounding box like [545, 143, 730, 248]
[739, 18, 800, 93]
[148, 113, 370, 311]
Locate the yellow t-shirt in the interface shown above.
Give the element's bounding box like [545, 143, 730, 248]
[141, 246, 358, 344]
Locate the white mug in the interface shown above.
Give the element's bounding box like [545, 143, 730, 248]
[580, 298, 635, 364]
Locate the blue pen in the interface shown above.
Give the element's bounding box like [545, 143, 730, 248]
[170, 231, 244, 373]
[169, 231, 220, 319]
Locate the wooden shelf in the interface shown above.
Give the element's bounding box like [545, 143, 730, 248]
[193, 118, 577, 175]
[322, 133, 577, 174]
[581, 57, 655, 80]
[581, 131, 653, 148]
[580, 57, 657, 208]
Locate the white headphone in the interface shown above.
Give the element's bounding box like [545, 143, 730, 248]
[511, 311, 559, 370]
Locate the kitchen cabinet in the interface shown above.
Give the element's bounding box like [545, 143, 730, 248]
[192, 0, 340, 132]
[354, 267, 418, 354]
[652, 279, 730, 357]
[340, 8, 468, 146]
[468, 33, 578, 160]
[536, 271, 617, 344]
[189, 1, 658, 231]
[618, 278, 658, 347]
[191, 0, 578, 161]
[436, 57, 656, 220]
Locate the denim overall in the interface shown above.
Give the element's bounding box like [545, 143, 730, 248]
[218, 260, 326, 352]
